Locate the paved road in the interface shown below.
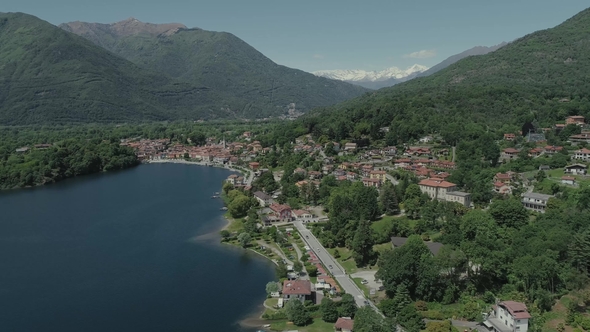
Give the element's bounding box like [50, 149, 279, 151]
[292, 221, 375, 309]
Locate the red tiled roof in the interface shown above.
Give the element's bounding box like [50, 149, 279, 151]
[270, 203, 291, 213]
[494, 181, 507, 188]
[282, 280, 312, 295]
[503, 148, 520, 153]
[562, 176, 575, 181]
[335, 317, 354, 330]
[419, 178, 456, 188]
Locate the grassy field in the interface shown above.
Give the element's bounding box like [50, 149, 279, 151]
[223, 213, 244, 233]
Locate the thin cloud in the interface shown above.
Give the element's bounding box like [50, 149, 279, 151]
[403, 49, 436, 59]
[312, 54, 324, 59]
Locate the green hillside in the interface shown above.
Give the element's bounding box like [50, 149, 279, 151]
[0, 12, 221, 125]
[60, 19, 368, 119]
[266, 7, 590, 144]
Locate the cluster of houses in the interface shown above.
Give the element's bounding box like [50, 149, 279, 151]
[250, 191, 316, 225]
[14, 143, 53, 153]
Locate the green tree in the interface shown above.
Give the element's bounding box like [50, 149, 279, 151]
[285, 299, 311, 326]
[220, 229, 231, 240]
[276, 261, 288, 278]
[237, 232, 251, 248]
[489, 198, 529, 228]
[380, 181, 399, 215]
[339, 293, 358, 318]
[306, 264, 318, 277]
[397, 304, 426, 332]
[320, 298, 339, 323]
[228, 195, 252, 218]
[535, 170, 546, 182]
[376, 236, 440, 300]
[265, 281, 281, 296]
[404, 184, 423, 201]
[222, 181, 234, 195]
[353, 306, 395, 332]
[352, 219, 376, 266]
[293, 261, 303, 273]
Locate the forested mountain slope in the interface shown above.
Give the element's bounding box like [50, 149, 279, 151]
[277, 8, 590, 145]
[60, 18, 368, 118]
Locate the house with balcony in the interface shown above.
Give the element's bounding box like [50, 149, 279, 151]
[566, 115, 585, 126]
[573, 148, 590, 161]
[564, 164, 588, 175]
[522, 192, 553, 212]
[483, 301, 530, 332]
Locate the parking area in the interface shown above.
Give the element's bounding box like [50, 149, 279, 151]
[351, 270, 381, 291]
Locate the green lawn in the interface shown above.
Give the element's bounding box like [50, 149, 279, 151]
[373, 243, 392, 255]
[270, 318, 335, 332]
[352, 277, 369, 297]
[326, 247, 358, 274]
[224, 213, 244, 233]
[265, 298, 279, 309]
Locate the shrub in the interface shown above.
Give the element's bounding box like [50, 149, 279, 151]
[421, 310, 445, 320]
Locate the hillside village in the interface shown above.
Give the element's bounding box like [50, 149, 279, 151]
[113, 114, 590, 332]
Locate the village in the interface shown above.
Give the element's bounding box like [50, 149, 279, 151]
[115, 115, 590, 332]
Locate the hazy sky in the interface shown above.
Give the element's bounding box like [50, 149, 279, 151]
[3, 1, 589, 72]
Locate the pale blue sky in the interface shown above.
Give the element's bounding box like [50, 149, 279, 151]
[3, 0, 589, 72]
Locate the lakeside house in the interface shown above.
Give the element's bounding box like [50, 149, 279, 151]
[269, 203, 292, 221]
[282, 280, 312, 303]
[483, 301, 530, 332]
[522, 192, 553, 213]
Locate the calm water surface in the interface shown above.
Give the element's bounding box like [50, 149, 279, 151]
[0, 164, 275, 332]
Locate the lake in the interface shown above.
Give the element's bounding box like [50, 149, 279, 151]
[0, 163, 275, 332]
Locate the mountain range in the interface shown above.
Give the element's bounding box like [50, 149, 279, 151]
[313, 43, 508, 89]
[0, 13, 367, 125]
[290, 7, 590, 140]
[313, 64, 429, 89]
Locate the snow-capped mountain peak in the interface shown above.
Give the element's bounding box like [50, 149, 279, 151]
[313, 64, 428, 83]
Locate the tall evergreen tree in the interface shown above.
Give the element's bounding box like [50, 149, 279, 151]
[380, 181, 399, 215]
[352, 219, 377, 266]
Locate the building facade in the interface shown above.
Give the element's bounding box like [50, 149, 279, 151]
[484, 301, 530, 332]
[522, 192, 553, 212]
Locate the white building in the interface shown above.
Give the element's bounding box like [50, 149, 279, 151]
[484, 301, 530, 332]
[573, 148, 590, 161]
[522, 192, 553, 213]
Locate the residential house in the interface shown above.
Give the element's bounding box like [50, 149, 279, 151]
[381, 146, 397, 157]
[226, 174, 238, 185]
[562, 176, 576, 186]
[254, 191, 274, 207]
[361, 164, 374, 177]
[344, 142, 357, 151]
[522, 192, 553, 212]
[362, 178, 381, 188]
[334, 317, 354, 332]
[446, 191, 472, 207]
[292, 209, 313, 221]
[418, 178, 472, 207]
[538, 165, 551, 171]
[391, 237, 443, 256]
[494, 182, 512, 195]
[249, 162, 260, 170]
[15, 147, 29, 153]
[34, 144, 52, 150]
[483, 301, 530, 332]
[528, 147, 543, 158]
[566, 115, 585, 126]
[494, 172, 514, 184]
[501, 148, 520, 161]
[419, 135, 433, 143]
[294, 168, 307, 176]
[270, 203, 292, 221]
[570, 133, 590, 144]
[544, 145, 563, 155]
[564, 164, 588, 175]
[369, 170, 387, 182]
[504, 133, 516, 141]
[308, 171, 322, 180]
[573, 148, 590, 161]
[322, 164, 334, 174]
[282, 280, 312, 303]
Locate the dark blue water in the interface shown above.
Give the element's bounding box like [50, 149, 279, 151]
[0, 163, 275, 332]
